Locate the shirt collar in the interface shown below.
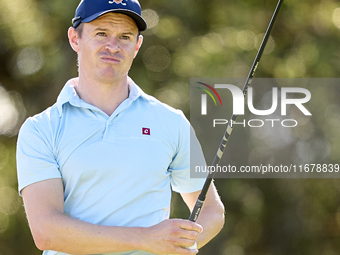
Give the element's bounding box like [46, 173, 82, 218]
[56, 77, 148, 116]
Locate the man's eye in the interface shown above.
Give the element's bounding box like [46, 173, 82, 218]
[121, 35, 130, 40]
[96, 32, 106, 36]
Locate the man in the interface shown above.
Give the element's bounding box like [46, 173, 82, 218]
[16, 0, 224, 254]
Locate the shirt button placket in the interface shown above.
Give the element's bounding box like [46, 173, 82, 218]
[102, 119, 116, 143]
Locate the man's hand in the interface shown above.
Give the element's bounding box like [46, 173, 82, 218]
[181, 184, 225, 249]
[140, 219, 203, 255]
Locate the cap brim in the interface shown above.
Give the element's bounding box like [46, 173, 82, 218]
[81, 9, 147, 31]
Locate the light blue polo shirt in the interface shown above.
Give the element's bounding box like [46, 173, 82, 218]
[16, 77, 206, 255]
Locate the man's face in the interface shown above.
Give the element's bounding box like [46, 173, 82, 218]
[74, 13, 142, 85]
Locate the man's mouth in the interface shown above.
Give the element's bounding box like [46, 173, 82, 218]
[101, 56, 121, 63]
[99, 53, 122, 63]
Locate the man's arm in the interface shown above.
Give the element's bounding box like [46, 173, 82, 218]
[180, 181, 225, 248]
[22, 178, 203, 255]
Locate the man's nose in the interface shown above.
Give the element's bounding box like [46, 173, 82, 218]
[105, 37, 120, 52]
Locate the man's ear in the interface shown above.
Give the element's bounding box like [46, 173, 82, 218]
[134, 35, 143, 58]
[68, 27, 80, 53]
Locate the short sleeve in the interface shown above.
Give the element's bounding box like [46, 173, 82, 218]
[169, 112, 207, 194]
[16, 117, 61, 195]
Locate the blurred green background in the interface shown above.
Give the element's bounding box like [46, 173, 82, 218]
[1, 0, 340, 254]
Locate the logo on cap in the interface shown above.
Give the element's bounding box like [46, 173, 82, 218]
[108, 0, 126, 5]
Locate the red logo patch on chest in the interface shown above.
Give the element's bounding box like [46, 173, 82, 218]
[142, 128, 150, 135]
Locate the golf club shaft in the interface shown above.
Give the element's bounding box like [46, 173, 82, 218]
[189, 0, 284, 222]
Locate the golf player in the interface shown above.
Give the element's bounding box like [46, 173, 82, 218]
[16, 0, 224, 254]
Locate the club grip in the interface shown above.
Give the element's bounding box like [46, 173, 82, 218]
[188, 198, 205, 222]
[185, 242, 197, 250]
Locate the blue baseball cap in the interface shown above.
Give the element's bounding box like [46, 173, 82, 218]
[72, 0, 147, 31]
